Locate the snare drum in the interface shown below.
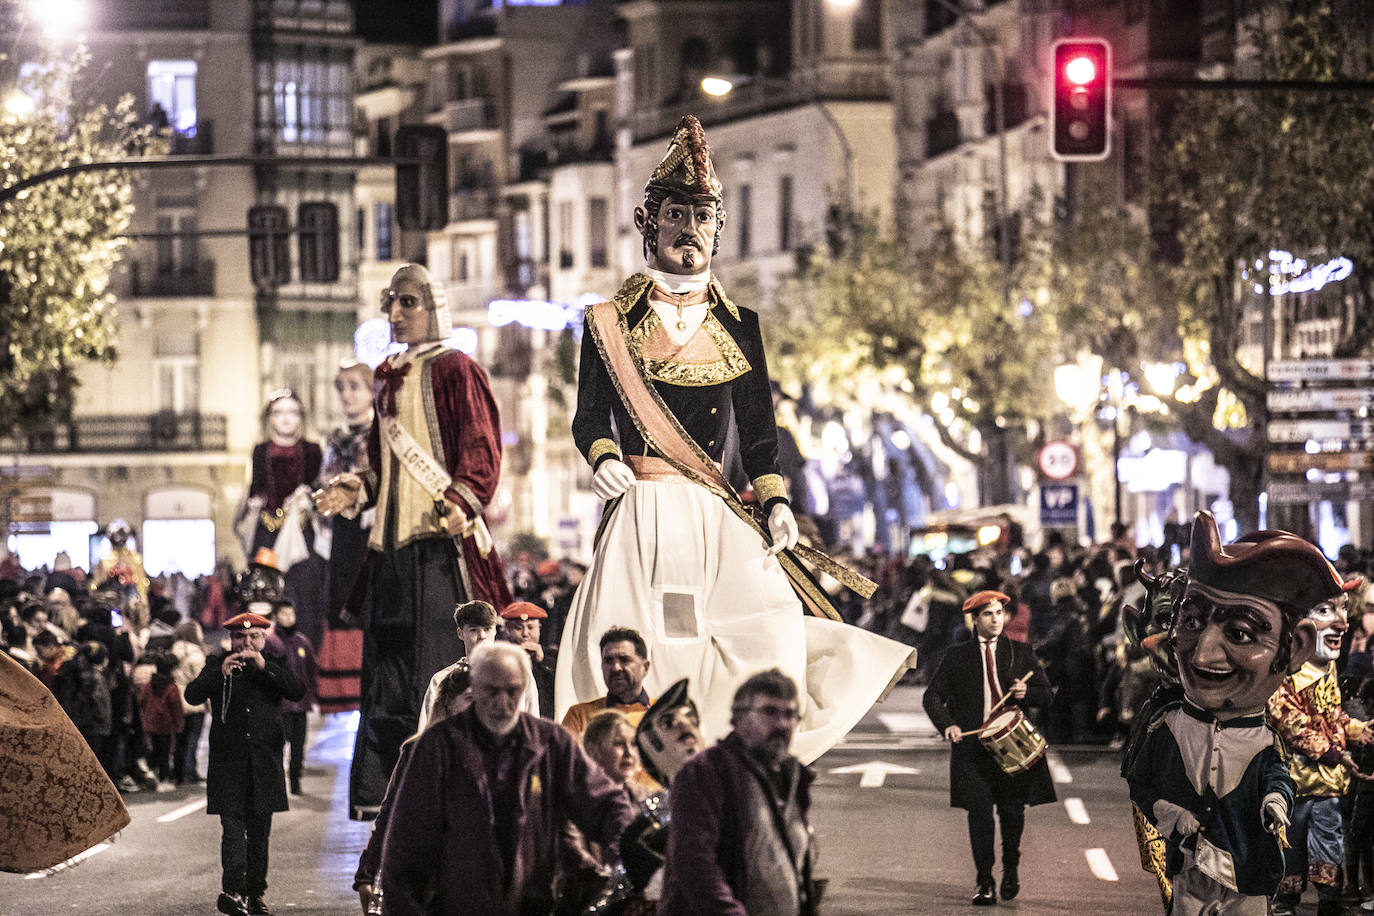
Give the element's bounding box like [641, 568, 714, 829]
[979, 708, 1047, 775]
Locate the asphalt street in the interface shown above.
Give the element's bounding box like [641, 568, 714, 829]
[1, 686, 1170, 915]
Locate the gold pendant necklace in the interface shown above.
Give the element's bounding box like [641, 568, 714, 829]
[674, 292, 687, 331]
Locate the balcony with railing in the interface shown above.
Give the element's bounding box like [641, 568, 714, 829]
[10, 413, 228, 455]
[130, 260, 215, 298]
[437, 98, 500, 137]
[449, 186, 499, 222]
[170, 121, 214, 155]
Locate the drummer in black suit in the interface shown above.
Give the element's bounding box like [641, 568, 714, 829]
[923, 589, 1056, 906]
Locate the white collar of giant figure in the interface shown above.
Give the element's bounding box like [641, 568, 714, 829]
[646, 266, 710, 294]
[645, 115, 723, 199]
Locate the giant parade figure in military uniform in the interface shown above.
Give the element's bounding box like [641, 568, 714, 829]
[555, 115, 915, 762]
[314, 264, 511, 817]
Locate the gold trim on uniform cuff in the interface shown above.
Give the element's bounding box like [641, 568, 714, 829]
[588, 438, 622, 468]
[751, 473, 787, 506]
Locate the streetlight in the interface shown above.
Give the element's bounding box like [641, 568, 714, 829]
[26, 0, 88, 40]
[698, 74, 855, 241]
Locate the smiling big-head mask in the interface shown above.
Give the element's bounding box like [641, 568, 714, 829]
[1171, 511, 1343, 717]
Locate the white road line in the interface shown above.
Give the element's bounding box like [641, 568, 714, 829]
[157, 797, 208, 823]
[1047, 752, 1073, 784]
[1064, 797, 1090, 825]
[25, 843, 109, 878]
[1085, 848, 1119, 882]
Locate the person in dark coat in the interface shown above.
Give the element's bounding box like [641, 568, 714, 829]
[271, 601, 318, 795]
[184, 612, 304, 916]
[378, 642, 633, 915]
[923, 589, 1056, 906]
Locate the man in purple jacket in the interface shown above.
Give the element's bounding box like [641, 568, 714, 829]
[378, 641, 633, 915]
[661, 668, 818, 916]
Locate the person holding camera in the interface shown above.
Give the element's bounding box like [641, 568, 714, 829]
[185, 612, 304, 916]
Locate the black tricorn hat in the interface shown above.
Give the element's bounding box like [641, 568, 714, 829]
[1188, 510, 1343, 614]
[634, 677, 697, 786]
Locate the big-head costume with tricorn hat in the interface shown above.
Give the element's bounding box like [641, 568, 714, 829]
[312, 262, 511, 817]
[1125, 510, 1342, 914]
[555, 115, 915, 763]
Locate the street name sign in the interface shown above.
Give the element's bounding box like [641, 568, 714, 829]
[1267, 388, 1374, 412]
[1268, 419, 1374, 443]
[1268, 452, 1374, 474]
[1268, 479, 1374, 505]
[1267, 359, 1374, 383]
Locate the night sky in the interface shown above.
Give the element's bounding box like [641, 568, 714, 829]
[353, 0, 439, 44]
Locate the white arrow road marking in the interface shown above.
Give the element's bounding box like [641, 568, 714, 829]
[1064, 797, 1090, 824]
[828, 760, 920, 788]
[25, 843, 109, 878]
[157, 797, 208, 823]
[1047, 752, 1073, 784]
[1085, 848, 1118, 881]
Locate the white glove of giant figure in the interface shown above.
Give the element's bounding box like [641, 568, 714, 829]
[592, 458, 636, 501]
[766, 503, 799, 556]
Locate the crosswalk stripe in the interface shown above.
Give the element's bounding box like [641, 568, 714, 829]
[1047, 752, 1073, 784]
[1085, 848, 1118, 881]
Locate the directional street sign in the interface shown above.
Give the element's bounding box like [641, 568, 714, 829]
[1268, 479, 1374, 505]
[1268, 419, 1374, 443]
[828, 760, 920, 788]
[1268, 451, 1374, 474]
[1267, 359, 1374, 383]
[1268, 387, 1374, 412]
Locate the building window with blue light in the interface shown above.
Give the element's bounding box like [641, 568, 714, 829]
[146, 60, 198, 136]
[375, 202, 394, 261]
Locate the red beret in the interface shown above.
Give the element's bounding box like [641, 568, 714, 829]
[962, 590, 1011, 614]
[501, 601, 547, 621]
[223, 612, 272, 630]
[536, 560, 561, 577]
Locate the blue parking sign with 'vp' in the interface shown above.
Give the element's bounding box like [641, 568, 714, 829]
[1040, 483, 1079, 526]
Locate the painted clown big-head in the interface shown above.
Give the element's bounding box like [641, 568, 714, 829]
[381, 263, 453, 346]
[1171, 511, 1344, 719]
[634, 115, 725, 275]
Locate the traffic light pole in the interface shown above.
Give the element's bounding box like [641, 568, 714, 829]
[0, 154, 408, 208]
[1114, 77, 1374, 93]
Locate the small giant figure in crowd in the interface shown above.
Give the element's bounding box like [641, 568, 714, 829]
[313, 263, 511, 817]
[1125, 511, 1342, 916]
[378, 642, 633, 914]
[1269, 576, 1371, 916]
[316, 358, 375, 714]
[557, 114, 914, 761]
[235, 389, 328, 648]
[92, 518, 149, 630]
[184, 612, 304, 916]
[923, 589, 1056, 906]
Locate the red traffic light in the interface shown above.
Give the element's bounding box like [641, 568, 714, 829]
[1051, 38, 1111, 162]
[1063, 55, 1097, 86]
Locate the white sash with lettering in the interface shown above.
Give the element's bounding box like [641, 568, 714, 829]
[379, 412, 494, 556]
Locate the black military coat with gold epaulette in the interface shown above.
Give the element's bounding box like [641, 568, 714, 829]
[572, 273, 789, 509]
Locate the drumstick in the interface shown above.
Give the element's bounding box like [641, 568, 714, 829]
[985, 671, 1034, 719]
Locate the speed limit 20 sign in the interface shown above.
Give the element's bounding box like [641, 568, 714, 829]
[1037, 440, 1079, 481]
